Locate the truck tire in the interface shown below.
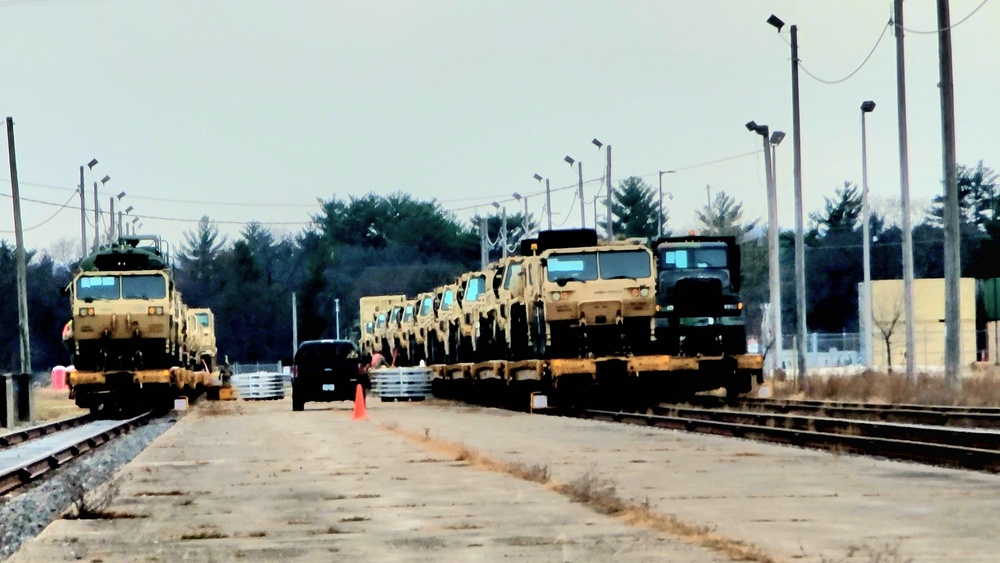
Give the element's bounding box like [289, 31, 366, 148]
[292, 397, 304, 411]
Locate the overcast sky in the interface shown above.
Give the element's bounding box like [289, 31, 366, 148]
[1, 0, 997, 259]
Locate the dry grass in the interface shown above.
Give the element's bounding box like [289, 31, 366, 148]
[32, 387, 87, 422]
[65, 475, 146, 520]
[382, 424, 774, 562]
[770, 369, 1000, 406]
[180, 527, 229, 540]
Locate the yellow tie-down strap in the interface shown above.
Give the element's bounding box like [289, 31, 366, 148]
[134, 369, 172, 384]
[736, 355, 764, 370]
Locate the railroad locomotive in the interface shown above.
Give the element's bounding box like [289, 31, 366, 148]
[66, 235, 215, 412]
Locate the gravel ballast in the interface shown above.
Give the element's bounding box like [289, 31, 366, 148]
[0, 414, 176, 558]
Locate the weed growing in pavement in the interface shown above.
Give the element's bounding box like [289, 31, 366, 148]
[554, 470, 626, 515]
[133, 490, 186, 497]
[506, 461, 551, 484]
[824, 541, 912, 563]
[180, 527, 229, 540]
[340, 516, 370, 523]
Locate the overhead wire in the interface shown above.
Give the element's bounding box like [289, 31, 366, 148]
[0, 191, 77, 233]
[895, 0, 990, 35]
[779, 19, 892, 85]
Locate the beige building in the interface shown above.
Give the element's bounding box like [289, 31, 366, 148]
[868, 278, 978, 370]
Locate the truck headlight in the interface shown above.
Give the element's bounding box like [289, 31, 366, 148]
[639, 288, 650, 297]
[550, 292, 561, 301]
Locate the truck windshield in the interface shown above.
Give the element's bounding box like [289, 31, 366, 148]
[376, 313, 387, 328]
[441, 289, 455, 310]
[402, 304, 414, 322]
[465, 275, 486, 301]
[121, 274, 167, 299]
[295, 341, 359, 363]
[546, 253, 598, 282]
[195, 313, 210, 327]
[503, 262, 522, 289]
[76, 276, 121, 301]
[599, 250, 651, 279]
[661, 247, 728, 269]
[419, 297, 434, 316]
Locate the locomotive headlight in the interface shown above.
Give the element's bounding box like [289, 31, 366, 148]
[639, 288, 650, 297]
[550, 291, 561, 301]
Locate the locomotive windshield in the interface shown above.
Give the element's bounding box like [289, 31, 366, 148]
[121, 274, 167, 299]
[546, 250, 650, 282]
[660, 246, 728, 270]
[76, 275, 120, 301]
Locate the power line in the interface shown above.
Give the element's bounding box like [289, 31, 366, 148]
[0, 191, 76, 233]
[780, 19, 892, 85]
[895, 0, 990, 34]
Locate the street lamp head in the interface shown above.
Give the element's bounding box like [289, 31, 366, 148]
[533, 173, 543, 182]
[512, 192, 522, 201]
[116, 191, 126, 200]
[100, 175, 110, 184]
[564, 155, 575, 166]
[492, 202, 500, 210]
[770, 131, 786, 145]
[131, 216, 139, 224]
[124, 206, 134, 214]
[745, 121, 767, 136]
[861, 100, 876, 113]
[591, 138, 603, 149]
[87, 158, 98, 169]
[766, 14, 784, 32]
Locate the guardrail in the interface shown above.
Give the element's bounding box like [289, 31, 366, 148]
[371, 367, 433, 401]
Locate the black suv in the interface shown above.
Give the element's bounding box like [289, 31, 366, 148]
[291, 339, 369, 411]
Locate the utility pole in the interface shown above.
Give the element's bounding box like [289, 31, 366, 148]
[605, 145, 613, 240]
[479, 216, 488, 270]
[109, 197, 115, 242]
[545, 178, 552, 230]
[937, 0, 961, 385]
[790, 24, 808, 382]
[7, 117, 31, 374]
[78, 166, 87, 259]
[501, 206, 508, 258]
[894, 0, 917, 383]
[92, 181, 99, 251]
[577, 161, 585, 228]
[291, 292, 298, 355]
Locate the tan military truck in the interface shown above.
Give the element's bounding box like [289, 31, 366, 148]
[388, 298, 421, 366]
[451, 270, 491, 362]
[358, 294, 406, 357]
[474, 258, 523, 360]
[431, 281, 461, 364]
[187, 308, 217, 371]
[411, 291, 437, 364]
[518, 230, 657, 358]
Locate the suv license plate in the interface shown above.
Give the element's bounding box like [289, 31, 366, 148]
[322, 384, 335, 391]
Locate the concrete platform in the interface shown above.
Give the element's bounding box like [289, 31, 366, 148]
[11, 398, 1000, 561]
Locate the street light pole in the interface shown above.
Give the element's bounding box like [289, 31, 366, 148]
[335, 298, 341, 340]
[748, 121, 782, 376]
[861, 101, 876, 370]
[534, 174, 553, 230]
[513, 192, 528, 234]
[592, 139, 613, 240]
[768, 14, 808, 381]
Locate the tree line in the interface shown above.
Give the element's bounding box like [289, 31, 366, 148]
[1, 161, 996, 371]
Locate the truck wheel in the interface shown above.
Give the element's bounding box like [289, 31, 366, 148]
[292, 397, 304, 411]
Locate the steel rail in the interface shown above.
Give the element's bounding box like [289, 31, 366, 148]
[683, 396, 1000, 429]
[0, 414, 94, 450]
[580, 409, 1000, 473]
[0, 412, 154, 496]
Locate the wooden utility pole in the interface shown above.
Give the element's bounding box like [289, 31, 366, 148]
[894, 0, 917, 383]
[6, 117, 31, 374]
[92, 181, 99, 251]
[79, 166, 88, 259]
[937, 0, 961, 385]
[790, 25, 808, 382]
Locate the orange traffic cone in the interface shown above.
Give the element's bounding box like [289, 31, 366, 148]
[351, 383, 368, 420]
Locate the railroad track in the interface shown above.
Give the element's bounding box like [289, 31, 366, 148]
[0, 414, 94, 450]
[0, 412, 154, 496]
[578, 406, 1000, 473]
[683, 396, 1000, 429]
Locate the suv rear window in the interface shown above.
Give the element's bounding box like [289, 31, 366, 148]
[294, 341, 359, 364]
